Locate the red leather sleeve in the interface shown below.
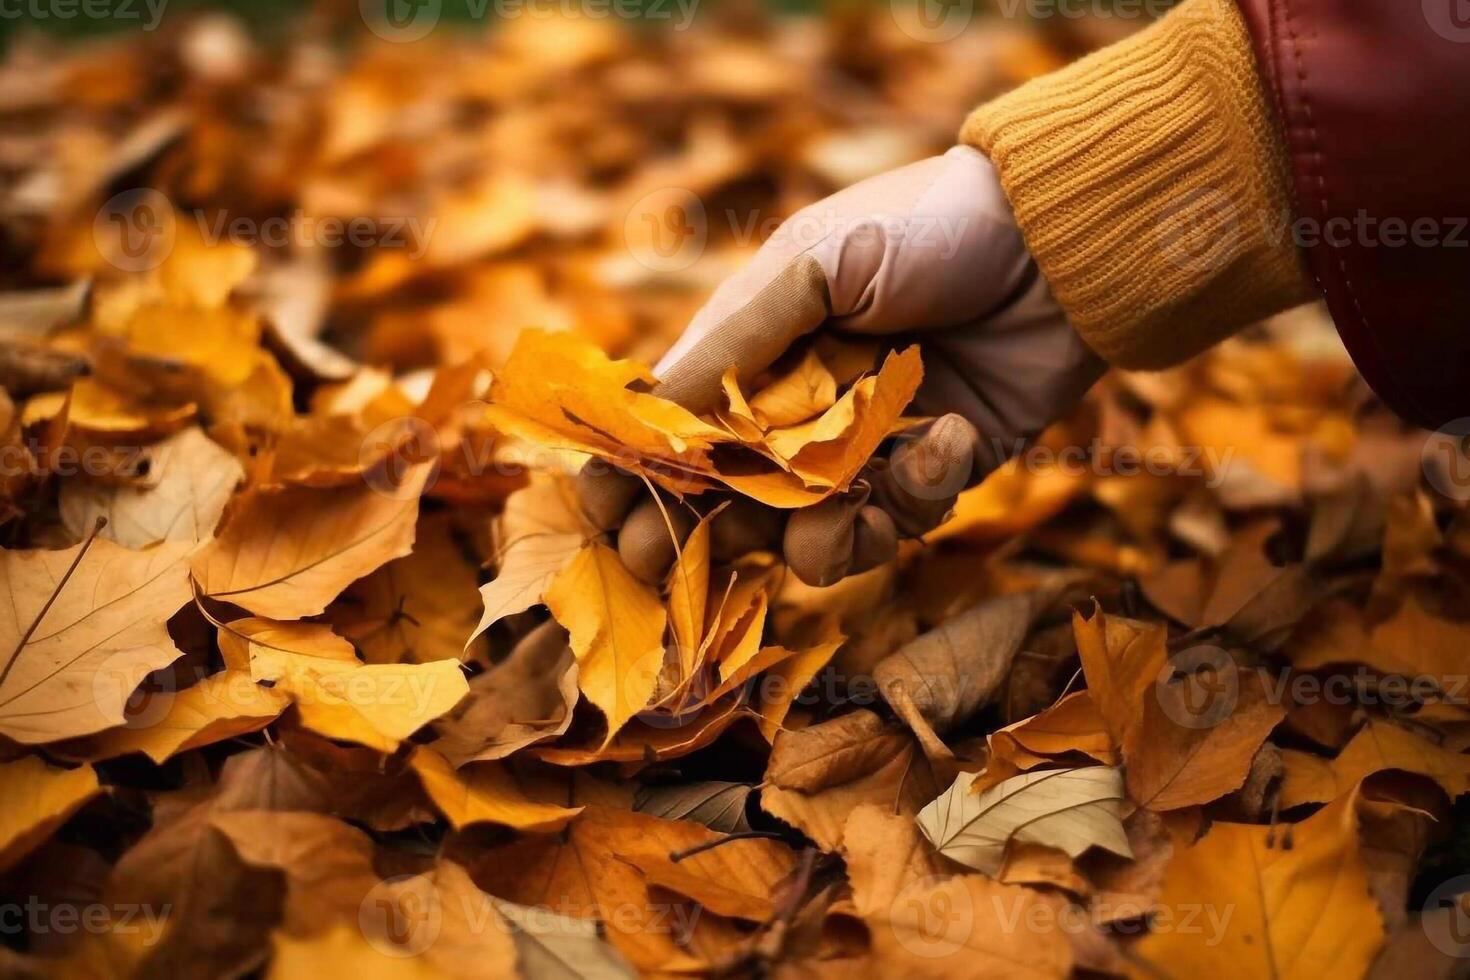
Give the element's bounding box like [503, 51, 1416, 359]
[1234, 0, 1470, 430]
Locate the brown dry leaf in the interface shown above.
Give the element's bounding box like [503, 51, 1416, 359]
[762, 346, 923, 488]
[192, 461, 431, 619]
[1132, 786, 1393, 979]
[58, 427, 243, 548]
[483, 329, 730, 482]
[633, 781, 755, 833]
[1124, 665, 1286, 811]
[431, 619, 577, 765]
[266, 925, 445, 980]
[220, 617, 468, 751]
[468, 805, 795, 974]
[544, 540, 667, 744]
[532, 695, 750, 766]
[875, 592, 1039, 759]
[0, 756, 100, 873]
[982, 691, 1117, 783]
[1071, 604, 1167, 746]
[916, 767, 1131, 876]
[839, 804, 947, 919]
[869, 874, 1073, 978]
[1290, 589, 1470, 691]
[748, 347, 838, 427]
[763, 710, 939, 850]
[217, 812, 533, 979]
[0, 537, 192, 743]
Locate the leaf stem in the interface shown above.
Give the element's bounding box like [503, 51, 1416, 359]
[669, 830, 788, 863]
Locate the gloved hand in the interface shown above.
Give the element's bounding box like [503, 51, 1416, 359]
[582, 145, 1105, 586]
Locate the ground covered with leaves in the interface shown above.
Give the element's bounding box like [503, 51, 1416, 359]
[1, 7, 1469, 980]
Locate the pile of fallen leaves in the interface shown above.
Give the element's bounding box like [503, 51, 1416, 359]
[2, 7, 1469, 979]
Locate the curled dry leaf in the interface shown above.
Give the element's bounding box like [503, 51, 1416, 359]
[469, 473, 590, 644]
[468, 806, 796, 974]
[763, 710, 939, 850]
[875, 591, 1039, 759]
[431, 619, 578, 765]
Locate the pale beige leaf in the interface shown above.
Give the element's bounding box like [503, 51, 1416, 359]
[0, 538, 192, 743]
[60, 428, 243, 548]
[917, 767, 1131, 876]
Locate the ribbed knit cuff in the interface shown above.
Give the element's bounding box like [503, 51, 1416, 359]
[960, 0, 1313, 370]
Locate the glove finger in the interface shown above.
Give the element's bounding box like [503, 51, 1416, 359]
[577, 464, 644, 532]
[653, 253, 830, 415]
[618, 495, 697, 585]
[847, 505, 898, 576]
[782, 486, 869, 587]
[710, 497, 785, 562]
[869, 412, 979, 537]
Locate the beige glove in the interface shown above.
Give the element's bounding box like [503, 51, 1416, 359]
[584, 145, 1105, 585]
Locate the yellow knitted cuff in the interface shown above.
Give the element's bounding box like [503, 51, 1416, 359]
[960, 0, 1313, 369]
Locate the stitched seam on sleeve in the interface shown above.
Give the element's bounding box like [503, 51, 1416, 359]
[1280, 0, 1379, 360]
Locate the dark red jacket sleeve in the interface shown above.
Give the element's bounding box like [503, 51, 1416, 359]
[1235, 0, 1470, 430]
